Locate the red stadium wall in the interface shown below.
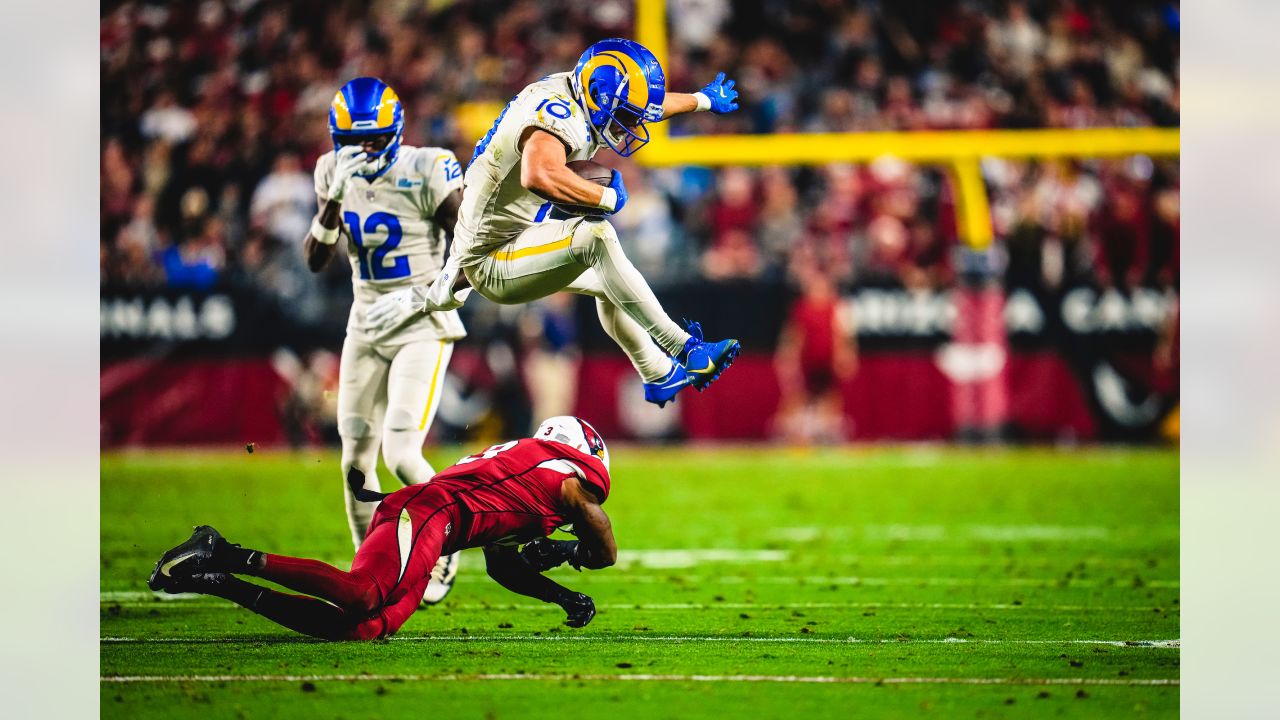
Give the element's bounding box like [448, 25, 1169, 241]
[101, 358, 289, 447]
[99, 351, 1103, 447]
[100, 284, 1175, 446]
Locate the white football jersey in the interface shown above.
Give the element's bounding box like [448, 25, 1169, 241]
[452, 73, 604, 266]
[314, 145, 467, 345]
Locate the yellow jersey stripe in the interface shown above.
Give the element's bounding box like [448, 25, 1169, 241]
[490, 235, 572, 261]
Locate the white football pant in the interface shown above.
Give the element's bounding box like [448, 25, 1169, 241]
[337, 338, 453, 549]
[463, 217, 687, 382]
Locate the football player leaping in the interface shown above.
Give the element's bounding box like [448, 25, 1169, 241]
[366, 39, 743, 408]
[303, 77, 464, 605]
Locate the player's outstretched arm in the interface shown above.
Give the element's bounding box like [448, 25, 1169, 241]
[520, 130, 624, 214]
[484, 544, 573, 601]
[559, 476, 618, 569]
[661, 73, 739, 120]
[484, 544, 597, 627]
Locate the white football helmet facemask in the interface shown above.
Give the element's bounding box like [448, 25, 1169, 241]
[534, 416, 610, 471]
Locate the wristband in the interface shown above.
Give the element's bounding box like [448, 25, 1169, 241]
[597, 187, 618, 213]
[311, 216, 340, 245]
[693, 92, 712, 112]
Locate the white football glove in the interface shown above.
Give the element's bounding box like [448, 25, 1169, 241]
[327, 145, 368, 202]
[421, 258, 472, 312]
[365, 286, 425, 332]
[365, 262, 474, 332]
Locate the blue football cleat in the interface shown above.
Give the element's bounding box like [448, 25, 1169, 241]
[677, 321, 740, 392]
[643, 362, 693, 408]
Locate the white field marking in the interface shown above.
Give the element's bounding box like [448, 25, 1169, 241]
[866, 525, 1114, 541]
[616, 549, 788, 569]
[101, 673, 1177, 686]
[769, 524, 1179, 543]
[553, 575, 1181, 589]
[100, 635, 1180, 648]
[830, 554, 1172, 568]
[101, 574, 1179, 601]
[99, 595, 1178, 613]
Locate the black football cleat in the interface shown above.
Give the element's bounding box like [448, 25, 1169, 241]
[151, 571, 232, 596]
[147, 525, 227, 591]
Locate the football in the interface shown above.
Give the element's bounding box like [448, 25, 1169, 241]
[552, 160, 614, 217]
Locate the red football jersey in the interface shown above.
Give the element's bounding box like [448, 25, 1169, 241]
[424, 438, 611, 549]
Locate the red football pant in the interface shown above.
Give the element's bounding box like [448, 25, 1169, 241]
[212, 484, 459, 640]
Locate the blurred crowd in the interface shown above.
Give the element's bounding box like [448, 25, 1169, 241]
[101, 0, 1179, 307]
[669, 0, 1178, 136]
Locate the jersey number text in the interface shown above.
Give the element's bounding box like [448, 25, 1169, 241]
[344, 211, 409, 280]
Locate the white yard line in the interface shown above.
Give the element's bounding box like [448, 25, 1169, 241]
[616, 549, 789, 568]
[99, 571, 1177, 604]
[767, 524, 1178, 542]
[100, 672, 1178, 686]
[100, 635, 1180, 647]
[99, 595, 1178, 612]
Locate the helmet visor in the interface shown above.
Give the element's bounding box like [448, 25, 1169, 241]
[602, 103, 652, 157]
[335, 132, 393, 153]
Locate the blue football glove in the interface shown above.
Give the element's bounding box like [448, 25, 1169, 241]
[699, 72, 739, 114]
[603, 169, 628, 215]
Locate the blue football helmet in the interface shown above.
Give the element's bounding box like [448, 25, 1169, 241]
[570, 39, 666, 157]
[328, 77, 404, 179]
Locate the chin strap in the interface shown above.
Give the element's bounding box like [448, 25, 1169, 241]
[347, 468, 389, 503]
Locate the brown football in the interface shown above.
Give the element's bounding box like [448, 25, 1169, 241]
[552, 160, 615, 217]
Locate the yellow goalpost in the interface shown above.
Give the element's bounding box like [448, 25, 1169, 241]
[632, 0, 1180, 249]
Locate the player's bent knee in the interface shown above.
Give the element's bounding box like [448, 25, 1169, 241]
[382, 407, 419, 433]
[386, 456, 425, 485]
[344, 571, 384, 616]
[330, 615, 388, 641]
[575, 217, 618, 246]
[339, 415, 377, 440]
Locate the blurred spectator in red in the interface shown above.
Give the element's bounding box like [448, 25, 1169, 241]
[1150, 184, 1180, 288]
[701, 167, 763, 279]
[1094, 160, 1152, 289]
[853, 213, 910, 284]
[775, 267, 858, 444]
[101, 138, 136, 229]
[706, 167, 757, 244]
[703, 228, 762, 280]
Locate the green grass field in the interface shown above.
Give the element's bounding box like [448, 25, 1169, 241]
[101, 445, 1179, 718]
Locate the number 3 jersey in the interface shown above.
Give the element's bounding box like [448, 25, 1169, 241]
[417, 438, 611, 549]
[452, 73, 604, 267]
[313, 145, 467, 346]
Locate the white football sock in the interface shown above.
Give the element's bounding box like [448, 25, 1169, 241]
[572, 220, 691, 357]
[340, 435, 381, 550]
